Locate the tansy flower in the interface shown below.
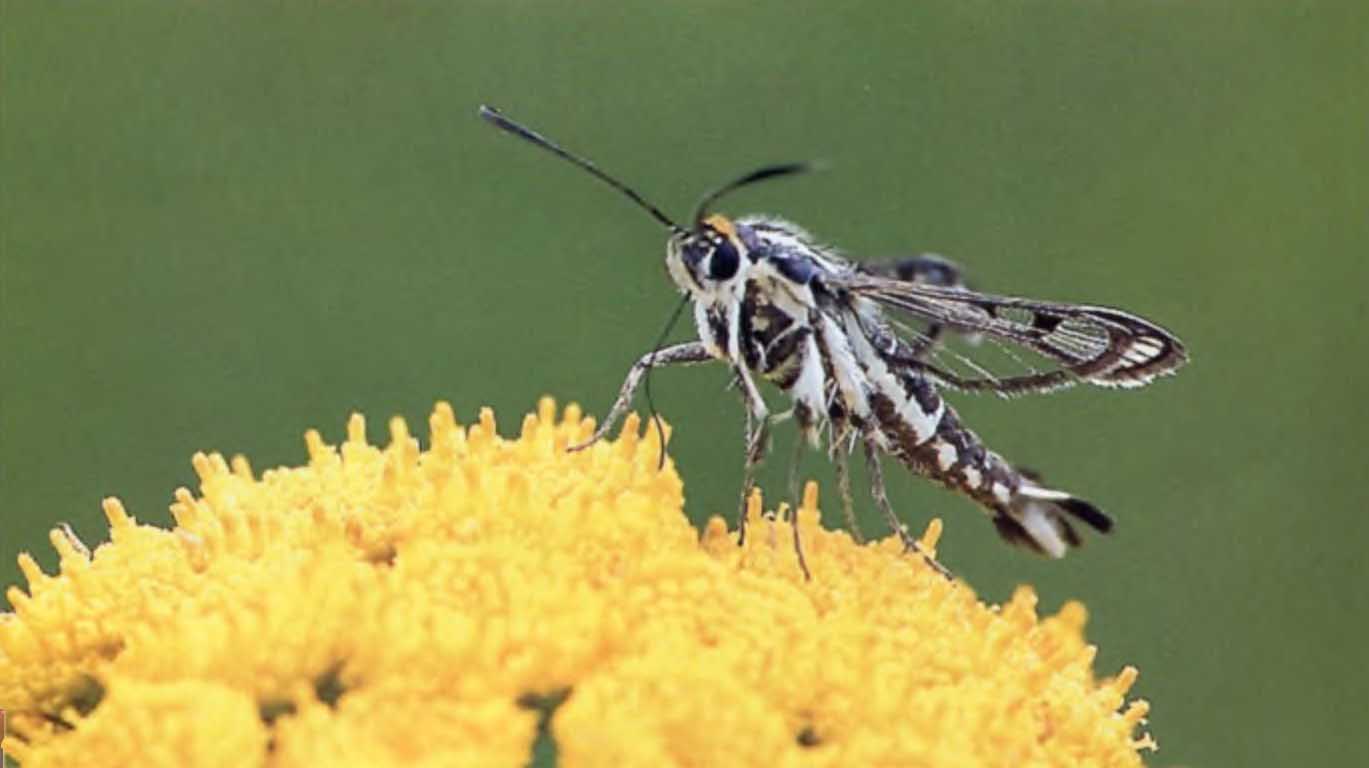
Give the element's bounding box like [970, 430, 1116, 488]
[0, 399, 1154, 767]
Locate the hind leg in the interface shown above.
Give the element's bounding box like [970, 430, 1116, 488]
[861, 433, 954, 580]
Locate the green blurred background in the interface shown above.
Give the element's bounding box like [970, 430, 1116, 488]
[2, 1, 1363, 764]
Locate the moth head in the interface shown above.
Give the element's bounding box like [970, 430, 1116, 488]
[666, 214, 746, 291]
[666, 163, 811, 293]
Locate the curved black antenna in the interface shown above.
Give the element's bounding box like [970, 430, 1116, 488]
[692, 162, 813, 224]
[644, 293, 693, 470]
[479, 105, 682, 232]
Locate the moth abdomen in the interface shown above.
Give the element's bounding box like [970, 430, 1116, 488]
[872, 388, 1110, 558]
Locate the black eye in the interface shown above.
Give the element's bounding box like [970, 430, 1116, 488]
[707, 238, 740, 280]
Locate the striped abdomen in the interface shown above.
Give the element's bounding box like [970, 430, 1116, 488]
[846, 310, 1113, 557]
[872, 371, 1111, 556]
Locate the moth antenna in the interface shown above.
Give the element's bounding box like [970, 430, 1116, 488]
[479, 105, 683, 232]
[693, 162, 815, 224]
[644, 293, 693, 470]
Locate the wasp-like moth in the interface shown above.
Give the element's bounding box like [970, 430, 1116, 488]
[480, 105, 1187, 578]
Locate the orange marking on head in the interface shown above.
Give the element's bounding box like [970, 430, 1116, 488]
[702, 214, 737, 240]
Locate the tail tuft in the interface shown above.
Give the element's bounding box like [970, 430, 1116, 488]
[994, 485, 1114, 559]
[1056, 496, 1114, 533]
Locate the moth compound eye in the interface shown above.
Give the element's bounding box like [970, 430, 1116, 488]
[707, 238, 740, 280]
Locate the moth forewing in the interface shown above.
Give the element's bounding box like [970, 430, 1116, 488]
[839, 274, 1188, 393]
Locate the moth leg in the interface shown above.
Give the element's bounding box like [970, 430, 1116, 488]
[773, 415, 813, 580]
[825, 421, 864, 544]
[861, 433, 954, 581]
[785, 430, 804, 512]
[859, 434, 913, 548]
[738, 407, 811, 580]
[569, 341, 714, 452]
[734, 366, 775, 548]
[737, 410, 759, 547]
[832, 440, 864, 544]
[786, 494, 813, 581]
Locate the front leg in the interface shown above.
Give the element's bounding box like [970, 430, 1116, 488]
[569, 342, 715, 451]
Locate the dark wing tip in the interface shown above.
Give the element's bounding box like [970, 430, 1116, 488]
[1085, 309, 1190, 387]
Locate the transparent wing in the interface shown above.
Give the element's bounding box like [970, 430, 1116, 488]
[857, 253, 987, 360]
[836, 273, 1188, 395]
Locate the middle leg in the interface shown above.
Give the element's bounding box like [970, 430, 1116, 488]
[832, 439, 865, 545]
[779, 422, 813, 581]
[738, 407, 810, 579]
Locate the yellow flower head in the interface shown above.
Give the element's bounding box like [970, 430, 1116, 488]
[1, 399, 1154, 767]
